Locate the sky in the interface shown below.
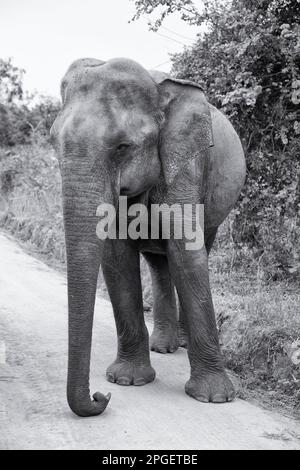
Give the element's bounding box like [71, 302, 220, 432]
[0, 0, 202, 98]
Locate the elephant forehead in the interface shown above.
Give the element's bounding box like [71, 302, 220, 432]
[62, 58, 158, 111]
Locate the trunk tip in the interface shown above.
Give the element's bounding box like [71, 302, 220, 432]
[93, 391, 111, 406]
[68, 391, 111, 417]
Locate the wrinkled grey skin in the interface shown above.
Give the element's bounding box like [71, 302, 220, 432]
[50, 58, 246, 417]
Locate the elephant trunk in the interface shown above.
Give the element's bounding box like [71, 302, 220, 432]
[62, 171, 115, 417]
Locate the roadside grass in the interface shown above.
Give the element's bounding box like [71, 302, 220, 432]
[210, 259, 300, 418]
[0, 143, 299, 417]
[0, 142, 65, 267]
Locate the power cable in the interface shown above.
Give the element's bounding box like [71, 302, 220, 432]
[161, 26, 195, 42]
[155, 31, 188, 46]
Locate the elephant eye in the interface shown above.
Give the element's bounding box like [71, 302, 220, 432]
[116, 142, 131, 153]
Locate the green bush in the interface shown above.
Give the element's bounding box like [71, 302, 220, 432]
[132, 0, 300, 280]
[0, 58, 60, 147]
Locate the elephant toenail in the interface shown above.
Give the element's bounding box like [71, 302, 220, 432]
[134, 378, 146, 386]
[106, 373, 115, 383]
[158, 348, 168, 354]
[227, 392, 235, 402]
[211, 394, 226, 403]
[116, 377, 131, 385]
[195, 395, 209, 403]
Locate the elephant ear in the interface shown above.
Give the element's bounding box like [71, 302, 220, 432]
[155, 77, 214, 185]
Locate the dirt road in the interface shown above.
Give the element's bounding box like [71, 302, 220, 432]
[0, 232, 299, 450]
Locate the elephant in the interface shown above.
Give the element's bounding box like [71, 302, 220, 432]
[50, 57, 246, 417]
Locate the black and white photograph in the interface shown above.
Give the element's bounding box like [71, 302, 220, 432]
[0, 0, 299, 452]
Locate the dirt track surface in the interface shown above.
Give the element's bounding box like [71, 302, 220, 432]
[0, 232, 299, 450]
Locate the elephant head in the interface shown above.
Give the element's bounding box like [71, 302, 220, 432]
[50, 57, 213, 417]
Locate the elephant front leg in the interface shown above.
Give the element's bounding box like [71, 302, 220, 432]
[143, 253, 179, 353]
[102, 239, 155, 386]
[177, 228, 218, 350]
[167, 240, 235, 403]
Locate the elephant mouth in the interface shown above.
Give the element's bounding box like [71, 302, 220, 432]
[120, 179, 158, 199]
[119, 187, 143, 198]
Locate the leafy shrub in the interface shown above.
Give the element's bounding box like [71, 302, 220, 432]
[0, 58, 60, 146]
[132, 0, 300, 280]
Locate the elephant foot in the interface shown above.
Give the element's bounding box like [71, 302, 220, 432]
[185, 370, 235, 404]
[150, 326, 179, 354]
[106, 359, 155, 386]
[178, 323, 188, 349]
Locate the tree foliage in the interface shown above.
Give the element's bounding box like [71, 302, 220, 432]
[0, 58, 60, 146]
[0, 58, 24, 104]
[131, 0, 201, 29]
[133, 0, 300, 279]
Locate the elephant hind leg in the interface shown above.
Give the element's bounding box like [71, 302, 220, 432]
[205, 227, 218, 255]
[143, 252, 179, 354]
[178, 304, 188, 348]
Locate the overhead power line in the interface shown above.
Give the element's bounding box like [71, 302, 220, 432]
[152, 60, 171, 69]
[155, 31, 187, 46]
[161, 26, 195, 42]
